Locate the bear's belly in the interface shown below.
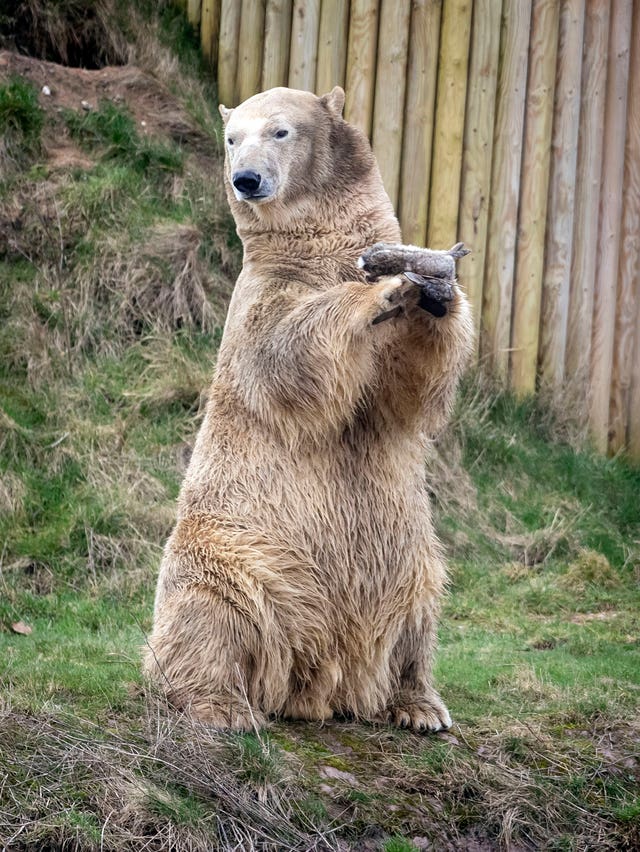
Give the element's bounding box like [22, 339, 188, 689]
[182, 429, 435, 612]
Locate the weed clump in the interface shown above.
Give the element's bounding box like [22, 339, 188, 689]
[561, 548, 621, 592]
[0, 75, 43, 164]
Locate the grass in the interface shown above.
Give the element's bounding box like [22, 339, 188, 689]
[0, 76, 44, 166]
[1, 3, 639, 850]
[65, 100, 185, 176]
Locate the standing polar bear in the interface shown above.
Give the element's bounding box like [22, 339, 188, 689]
[144, 86, 473, 732]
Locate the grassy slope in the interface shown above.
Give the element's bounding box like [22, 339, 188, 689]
[1, 6, 639, 850]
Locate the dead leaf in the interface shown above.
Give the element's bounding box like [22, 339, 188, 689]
[11, 621, 32, 635]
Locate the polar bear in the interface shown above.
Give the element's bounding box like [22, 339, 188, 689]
[143, 86, 473, 732]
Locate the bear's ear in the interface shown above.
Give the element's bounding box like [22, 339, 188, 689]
[219, 104, 233, 124]
[321, 86, 345, 118]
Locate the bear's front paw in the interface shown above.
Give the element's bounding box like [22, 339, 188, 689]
[404, 271, 454, 318]
[384, 695, 452, 734]
[371, 276, 414, 325]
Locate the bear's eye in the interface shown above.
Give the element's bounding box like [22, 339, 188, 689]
[227, 137, 234, 146]
[274, 129, 289, 139]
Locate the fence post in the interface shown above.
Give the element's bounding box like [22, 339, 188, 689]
[217, 0, 242, 105]
[263, 0, 294, 90]
[371, 0, 412, 209]
[399, 0, 442, 246]
[608, 3, 640, 455]
[510, 0, 560, 396]
[316, 0, 350, 93]
[289, 0, 321, 91]
[427, 0, 472, 248]
[565, 0, 610, 409]
[188, 0, 202, 28]
[458, 0, 502, 357]
[200, 0, 221, 69]
[589, 0, 633, 452]
[538, 0, 585, 393]
[344, 0, 380, 137]
[237, 1, 267, 103]
[481, 0, 532, 378]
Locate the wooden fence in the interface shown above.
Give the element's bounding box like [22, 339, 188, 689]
[178, 0, 640, 459]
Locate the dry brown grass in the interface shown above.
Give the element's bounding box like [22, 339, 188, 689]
[0, 703, 336, 851]
[1, 0, 129, 69]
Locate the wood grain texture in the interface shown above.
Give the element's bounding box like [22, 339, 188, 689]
[288, 0, 321, 91]
[589, 0, 633, 452]
[200, 0, 221, 68]
[565, 0, 609, 402]
[188, 0, 202, 27]
[316, 0, 350, 93]
[237, 0, 267, 104]
[510, 0, 560, 395]
[399, 0, 443, 246]
[217, 0, 242, 105]
[344, 0, 379, 136]
[538, 0, 585, 392]
[481, 0, 532, 378]
[371, 0, 412, 209]
[427, 0, 472, 248]
[609, 2, 640, 455]
[457, 0, 502, 357]
[262, 0, 293, 89]
[629, 266, 640, 459]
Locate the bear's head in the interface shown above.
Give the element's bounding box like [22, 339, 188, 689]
[219, 86, 374, 225]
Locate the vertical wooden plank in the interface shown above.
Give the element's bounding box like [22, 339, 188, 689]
[200, 0, 222, 69]
[217, 0, 242, 105]
[398, 0, 443, 247]
[481, 1, 532, 378]
[288, 0, 321, 91]
[608, 2, 640, 455]
[565, 0, 610, 402]
[457, 0, 502, 357]
[316, 0, 350, 93]
[237, 0, 267, 104]
[538, 0, 585, 392]
[262, 0, 293, 90]
[629, 280, 640, 459]
[188, 0, 202, 28]
[510, 0, 560, 395]
[427, 0, 472, 248]
[344, 0, 379, 137]
[371, 0, 412, 210]
[589, 0, 633, 452]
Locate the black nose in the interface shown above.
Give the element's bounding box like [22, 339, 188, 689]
[232, 170, 261, 194]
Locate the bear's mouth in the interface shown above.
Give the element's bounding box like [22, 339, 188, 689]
[240, 192, 270, 202]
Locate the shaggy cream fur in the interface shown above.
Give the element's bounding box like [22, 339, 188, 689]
[143, 86, 473, 732]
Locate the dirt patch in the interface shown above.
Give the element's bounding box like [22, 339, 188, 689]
[0, 50, 213, 169]
[569, 610, 621, 624]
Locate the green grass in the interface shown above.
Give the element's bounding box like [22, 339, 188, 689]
[0, 76, 44, 165]
[65, 100, 184, 176]
[0, 76, 43, 143]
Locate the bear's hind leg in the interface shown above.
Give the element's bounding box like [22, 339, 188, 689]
[386, 613, 452, 734]
[144, 584, 287, 731]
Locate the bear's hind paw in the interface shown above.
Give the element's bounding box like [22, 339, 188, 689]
[384, 697, 452, 734]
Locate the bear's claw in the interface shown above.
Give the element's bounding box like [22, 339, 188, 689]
[383, 696, 453, 734]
